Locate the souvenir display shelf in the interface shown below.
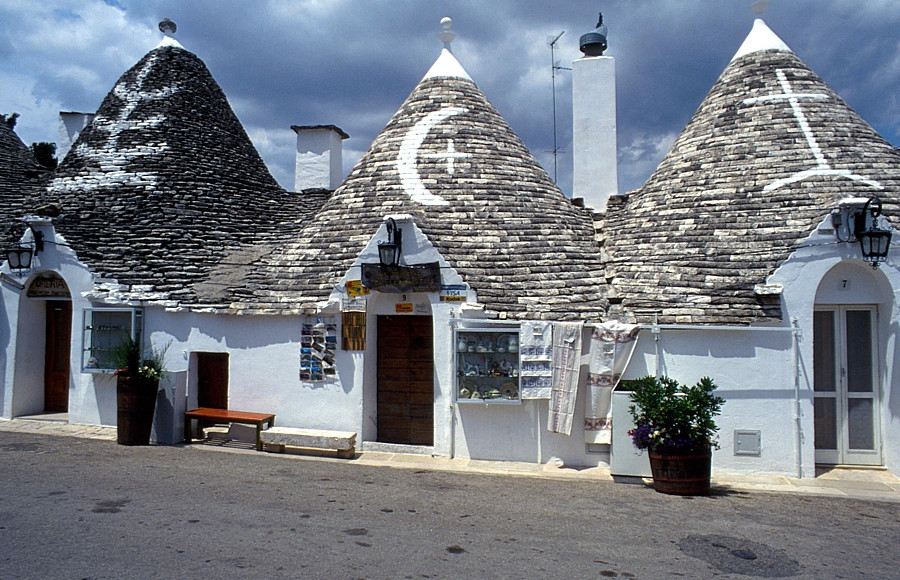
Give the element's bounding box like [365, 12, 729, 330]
[82, 309, 142, 372]
[455, 329, 520, 404]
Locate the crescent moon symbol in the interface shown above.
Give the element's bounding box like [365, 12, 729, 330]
[396, 106, 467, 206]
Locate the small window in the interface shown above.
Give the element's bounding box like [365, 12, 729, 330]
[82, 309, 143, 372]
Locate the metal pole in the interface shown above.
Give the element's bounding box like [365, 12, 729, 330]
[549, 31, 564, 183]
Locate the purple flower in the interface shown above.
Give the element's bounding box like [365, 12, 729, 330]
[629, 424, 653, 449]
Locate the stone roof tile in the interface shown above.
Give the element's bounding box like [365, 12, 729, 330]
[227, 56, 608, 320]
[42, 44, 326, 308]
[0, 123, 51, 244]
[602, 41, 900, 325]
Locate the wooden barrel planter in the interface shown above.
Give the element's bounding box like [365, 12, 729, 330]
[116, 376, 159, 445]
[648, 444, 712, 496]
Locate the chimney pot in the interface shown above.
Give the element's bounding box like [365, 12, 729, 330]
[291, 124, 349, 192]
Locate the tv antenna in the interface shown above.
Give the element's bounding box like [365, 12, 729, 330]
[548, 31, 570, 183]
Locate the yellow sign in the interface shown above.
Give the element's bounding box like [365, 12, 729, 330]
[395, 303, 413, 313]
[345, 280, 370, 297]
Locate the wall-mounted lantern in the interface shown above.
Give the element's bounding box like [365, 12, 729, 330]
[5, 224, 44, 275]
[377, 217, 402, 268]
[856, 197, 891, 266]
[832, 196, 892, 268]
[361, 217, 441, 293]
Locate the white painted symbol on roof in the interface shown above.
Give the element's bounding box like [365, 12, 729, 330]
[742, 69, 882, 193]
[424, 139, 471, 175]
[396, 107, 468, 206]
[51, 52, 178, 193]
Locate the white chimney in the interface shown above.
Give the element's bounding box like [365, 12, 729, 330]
[292, 124, 348, 192]
[572, 13, 618, 211]
[57, 111, 94, 160]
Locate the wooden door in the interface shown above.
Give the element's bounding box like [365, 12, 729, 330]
[197, 353, 229, 409]
[44, 300, 71, 412]
[377, 316, 434, 445]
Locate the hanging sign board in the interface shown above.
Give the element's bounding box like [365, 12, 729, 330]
[360, 262, 441, 293]
[26, 273, 71, 298]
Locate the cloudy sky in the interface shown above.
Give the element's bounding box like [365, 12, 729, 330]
[1, 1, 898, 196]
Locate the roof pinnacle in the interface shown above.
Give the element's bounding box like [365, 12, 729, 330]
[439, 17, 456, 50]
[157, 18, 184, 49]
[159, 18, 176, 36]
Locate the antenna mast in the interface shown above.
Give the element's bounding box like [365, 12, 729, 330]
[548, 31, 570, 183]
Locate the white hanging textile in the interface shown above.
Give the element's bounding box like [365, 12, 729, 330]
[585, 320, 640, 444]
[547, 321, 584, 435]
[519, 321, 553, 399]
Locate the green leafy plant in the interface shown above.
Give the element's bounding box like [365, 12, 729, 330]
[111, 334, 168, 381]
[626, 375, 725, 451]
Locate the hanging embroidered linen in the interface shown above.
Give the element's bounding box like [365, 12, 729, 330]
[547, 321, 584, 435]
[585, 320, 640, 443]
[519, 321, 553, 399]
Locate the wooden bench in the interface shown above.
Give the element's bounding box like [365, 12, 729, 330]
[261, 427, 357, 459]
[184, 408, 275, 451]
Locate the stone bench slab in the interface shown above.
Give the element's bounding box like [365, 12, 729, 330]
[261, 427, 357, 458]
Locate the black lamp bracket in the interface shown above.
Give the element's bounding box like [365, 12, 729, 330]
[377, 217, 403, 268]
[26, 223, 44, 254]
[831, 197, 882, 242]
[831, 196, 891, 268]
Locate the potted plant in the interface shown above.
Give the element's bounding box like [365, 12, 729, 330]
[626, 375, 725, 495]
[112, 334, 167, 446]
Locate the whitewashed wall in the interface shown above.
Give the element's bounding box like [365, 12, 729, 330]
[623, 327, 799, 477]
[447, 324, 800, 476]
[770, 218, 900, 476]
[142, 310, 361, 443]
[1, 220, 100, 423]
[334, 216, 471, 451]
[450, 325, 605, 466]
[4, 216, 897, 479]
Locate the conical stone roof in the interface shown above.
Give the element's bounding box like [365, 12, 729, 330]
[602, 19, 900, 325]
[0, 122, 50, 244]
[45, 38, 326, 309]
[231, 48, 608, 320]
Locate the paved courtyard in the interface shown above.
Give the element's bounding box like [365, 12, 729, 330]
[1, 418, 899, 578]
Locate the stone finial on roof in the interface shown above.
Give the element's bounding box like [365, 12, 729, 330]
[159, 18, 176, 35]
[439, 17, 456, 50]
[157, 18, 184, 49]
[423, 18, 472, 81]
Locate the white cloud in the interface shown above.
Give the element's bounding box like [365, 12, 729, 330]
[618, 131, 679, 193]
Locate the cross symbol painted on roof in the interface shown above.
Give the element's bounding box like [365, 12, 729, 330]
[423, 139, 471, 175]
[742, 69, 882, 192]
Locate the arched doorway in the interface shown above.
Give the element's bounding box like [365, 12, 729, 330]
[24, 273, 73, 414]
[813, 262, 889, 466]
